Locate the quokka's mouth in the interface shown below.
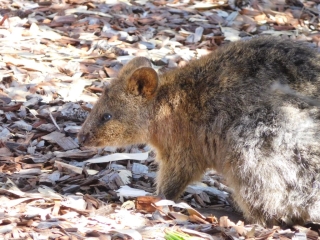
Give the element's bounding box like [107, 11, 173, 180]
[78, 131, 99, 147]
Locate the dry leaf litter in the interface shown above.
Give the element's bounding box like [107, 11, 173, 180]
[0, 0, 320, 239]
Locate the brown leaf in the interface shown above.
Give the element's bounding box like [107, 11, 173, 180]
[0, 103, 23, 112]
[135, 196, 162, 213]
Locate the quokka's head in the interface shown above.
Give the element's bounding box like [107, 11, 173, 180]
[78, 57, 159, 147]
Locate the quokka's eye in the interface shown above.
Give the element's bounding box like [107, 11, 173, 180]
[102, 113, 112, 122]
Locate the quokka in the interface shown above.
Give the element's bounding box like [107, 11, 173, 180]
[79, 37, 320, 226]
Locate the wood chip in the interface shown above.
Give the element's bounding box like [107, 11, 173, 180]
[42, 132, 79, 150]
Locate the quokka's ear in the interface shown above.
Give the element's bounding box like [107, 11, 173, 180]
[127, 67, 158, 99]
[119, 57, 152, 78]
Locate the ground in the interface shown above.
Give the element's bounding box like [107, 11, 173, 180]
[0, 0, 320, 239]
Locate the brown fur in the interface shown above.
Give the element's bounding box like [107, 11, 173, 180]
[79, 37, 320, 226]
